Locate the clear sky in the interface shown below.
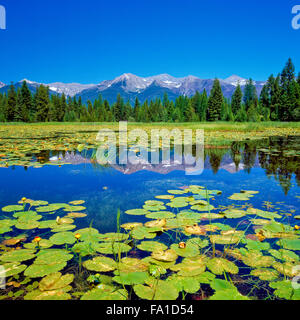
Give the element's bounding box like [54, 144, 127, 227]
[0, 0, 299, 84]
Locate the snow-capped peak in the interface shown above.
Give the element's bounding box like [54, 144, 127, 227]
[223, 75, 248, 87]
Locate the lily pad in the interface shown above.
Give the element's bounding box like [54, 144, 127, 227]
[0, 249, 36, 263]
[49, 232, 77, 245]
[137, 241, 168, 252]
[83, 256, 117, 272]
[81, 285, 128, 300]
[206, 258, 239, 275]
[39, 272, 74, 291]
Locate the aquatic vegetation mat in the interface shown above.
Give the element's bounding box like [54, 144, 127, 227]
[0, 185, 299, 301]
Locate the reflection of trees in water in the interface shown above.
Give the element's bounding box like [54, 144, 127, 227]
[206, 136, 300, 195]
[30, 136, 300, 195]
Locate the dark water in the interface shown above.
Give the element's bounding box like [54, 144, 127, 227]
[0, 136, 299, 231]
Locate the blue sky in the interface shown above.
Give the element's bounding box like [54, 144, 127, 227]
[0, 0, 299, 84]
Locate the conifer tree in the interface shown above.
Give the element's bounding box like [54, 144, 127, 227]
[5, 84, 17, 121]
[207, 79, 223, 121]
[231, 84, 242, 115]
[35, 85, 50, 122]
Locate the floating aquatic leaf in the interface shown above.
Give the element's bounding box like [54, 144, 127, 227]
[276, 239, 300, 250]
[30, 200, 49, 206]
[15, 220, 40, 230]
[113, 271, 150, 285]
[152, 249, 178, 262]
[144, 219, 166, 229]
[250, 268, 279, 281]
[155, 195, 174, 200]
[24, 289, 72, 300]
[273, 261, 298, 277]
[38, 220, 58, 229]
[24, 239, 53, 249]
[80, 285, 128, 300]
[206, 258, 238, 275]
[49, 232, 77, 245]
[170, 242, 200, 258]
[0, 262, 27, 277]
[170, 255, 207, 276]
[118, 257, 149, 273]
[167, 190, 187, 195]
[134, 280, 179, 300]
[191, 204, 215, 212]
[137, 241, 168, 252]
[209, 278, 250, 300]
[63, 205, 86, 212]
[247, 208, 281, 219]
[0, 219, 15, 234]
[93, 242, 131, 255]
[69, 200, 85, 205]
[241, 250, 275, 268]
[0, 249, 36, 263]
[144, 200, 165, 206]
[2, 205, 24, 212]
[145, 211, 175, 219]
[269, 249, 299, 262]
[83, 256, 117, 272]
[125, 209, 149, 216]
[131, 226, 157, 240]
[184, 225, 206, 235]
[39, 272, 74, 291]
[100, 233, 129, 242]
[245, 238, 270, 251]
[120, 222, 143, 230]
[167, 275, 200, 294]
[223, 209, 247, 219]
[13, 211, 42, 220]
[66, 212, 87, 218]
[50, 224, 76, 233]
[269, 280, 300, 300]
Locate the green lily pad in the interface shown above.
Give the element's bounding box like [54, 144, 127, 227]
[276, 239, 300, 250]
[241, 250, 275, 268]
[24, 239, 53, 249]
[81, 285, 128, 300]
[170, 256, 207, 276]
[39, 272, 74, 291]
[207, 258, 239, 275]
[24, 289, 71, 300]
[15, 220, 40, 230]
[100, 233, 129, 242]
[113, 271, 150, 285]
[50, 224, 76, 232]
[0, 249, 36, 263]
[170, 242, 200, 258]
[146, 211, 175, 219]
[49, 232, 77, 245]
[250, 268, 279, 281]
[134, 280, 179, 300]
[118, 257, 150, 273]
[93, 242, 131, 255]
[131, 226, 157, 240]
[83, 256, 117, 272]
[137, 241, 168, 252]
[0, 262, 27, 277]
[269, 280, 300, 300]
[125, 209, 149, 216]
[152, 249, 178, 262]
[2, 205, 24, 212]
[269, 249, 299, 262]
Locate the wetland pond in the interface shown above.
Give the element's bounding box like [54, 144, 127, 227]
[0, 135, 300, 300]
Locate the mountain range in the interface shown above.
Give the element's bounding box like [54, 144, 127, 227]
[0, 73, 266, 104]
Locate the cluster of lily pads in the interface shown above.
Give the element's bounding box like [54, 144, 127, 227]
[0, 186, 299, 300]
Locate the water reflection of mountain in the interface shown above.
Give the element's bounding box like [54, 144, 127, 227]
[41, 136, 300, 195]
